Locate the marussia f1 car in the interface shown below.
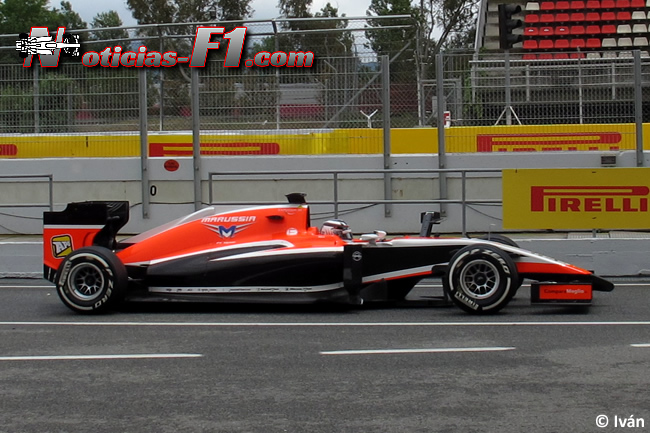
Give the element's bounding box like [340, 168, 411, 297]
[43, 193, 614, 314]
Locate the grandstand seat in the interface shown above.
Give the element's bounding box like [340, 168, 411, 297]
[615, 0, 631, 7]
[525, 14, 541, 23]
[570, 12, 586, 20]
[540, 39, 555, 49]
[555, 39, 571, 48]
[539, 53, 554, 59]
[647, 11, 650, 19]
[570, 25, 586, 34]
[524, 27, 540, 35]
[523, 53, 538, 60]
[603, 51, 618, 57]
[570, 38, 587, 47]
[630, 0, 644, 6]
[570, 0, 586, 6]
[585, 12, 601, 21]
[601, 24, 617, 33]
[556, 25, 571, 34]
[540, 26, 555, 35]
[541, 1, 555, 9]
[616, 11, 631, 20]
[641, 50, 649, 57]
[618, 37, 633, 47]
[555, 12, 570, 21]
[586, 0, 601, 7]
[632, 23, 647, 32]
[526, 1, 541, 10]
[617, 24, 632, 33]
[600, 11, 616, 20]
[570, 52, 587, 58]
[631, 11, 646, 20]
[586, 38, 602, 47]
[587, 52, 601, 58]
[556, 1, 571, 8]
[601, 0, 615, 7]
[523, 40, 539, 49]
[647, 0, 650, 7]
[554, 53, 570, 58]
[540, 13, 555, 22]
[634, 36, 649, 46]
[618, 50, 633, 57]
[586, 24, 601, 33]
[602, 37, 618, 46]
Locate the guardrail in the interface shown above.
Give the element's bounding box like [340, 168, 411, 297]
[208, 168, 502, 236]
[0, 174, 53, 211]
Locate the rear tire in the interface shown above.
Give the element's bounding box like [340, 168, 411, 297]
[443, 244, 519, 314]
[56, 246, 127, 314]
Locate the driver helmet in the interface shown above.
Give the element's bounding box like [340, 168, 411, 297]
[321, 219, 352, 240]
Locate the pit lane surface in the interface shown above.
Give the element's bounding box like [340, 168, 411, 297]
[1, 279, 649, 433]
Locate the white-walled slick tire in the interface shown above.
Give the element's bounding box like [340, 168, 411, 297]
[443, 244, 519, 314]
[56, 246, 127, 314]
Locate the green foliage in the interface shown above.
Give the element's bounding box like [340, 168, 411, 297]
[89, 10, 129, 42]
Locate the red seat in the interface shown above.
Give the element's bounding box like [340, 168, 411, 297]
[586, 12, 601, 20]
[616, 0, 630, 7]
[556, 1, 571, 8]
[540, 39, 555, 49]
[616, 11, 631, 20]
[601, 11, 616, 19]
[570, 38, 587, 47]
[554, 53, 570, 58]
[541, 1, 555, 9]
[555, 12, 570, 20]
[556, 25, 571, 34]
[586, 38, 602, 47]
[601, 0, 615, 7]
[601, 23, 617, 32]
[540, 26, 555, 35]
[630, 0, 644, 6]
[570, 0, 586, 6]
[523, 40, 539, 49]
[570, 52, 587, 58]
[525, 14, 541, 23]
[570, 12, 586, 20]
[540, 13, 555, 22]
[586, 0, 601, 7]
[524, 27, 540, 35]
[586, 24, 601, 33]
[523, 53, 538, 60]
[538, 53, 554, 59]
[555, 39, 571, 48]
[570, 25, 586, 33]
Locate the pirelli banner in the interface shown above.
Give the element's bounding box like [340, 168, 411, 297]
[503, 168, 650, 230]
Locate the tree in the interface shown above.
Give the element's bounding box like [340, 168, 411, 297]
[89, 10, 129, 43]
[0, 0, 61, 34]
[52, 1, 86, 30]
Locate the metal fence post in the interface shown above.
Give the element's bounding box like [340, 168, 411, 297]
[139, 68, 150, 219]
[436, 53, 448, 217]
[191, 67, 202, 210]
[381, 55, 392, 218]
[634, 50, 643, 167]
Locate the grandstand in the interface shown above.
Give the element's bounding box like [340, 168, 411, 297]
[477, 0, 650, 58]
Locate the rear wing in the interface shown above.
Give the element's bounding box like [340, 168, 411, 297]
[43, 201, 129, 281]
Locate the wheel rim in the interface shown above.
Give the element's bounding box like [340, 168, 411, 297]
[67, 262, 105, 301]
[459, 259, 500, 299]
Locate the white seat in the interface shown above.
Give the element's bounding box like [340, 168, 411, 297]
[619, 50, 633, 57]
[618, 37, 633, 47]
[602, 37, 618, 47]
[587, 52, 601, 59]
[641, 50, 650, 57]
[632, 24, 647, 33]
[634, 37, 649, 46]
[526, 1, 540, 10]
[632, 11, 646, 20]
[603, 51, 618, 58]
[617, 24, 632, 34]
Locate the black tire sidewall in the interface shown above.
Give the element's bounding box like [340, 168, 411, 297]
[56, 247, 126, 313]
[444, 244, 518, 314]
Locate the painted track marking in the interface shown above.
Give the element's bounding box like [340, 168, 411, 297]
[320, 347, 515, 355]
[630, 343, 650, 348]
[3, 321, 650, 327]
[0, 353, 203, 361]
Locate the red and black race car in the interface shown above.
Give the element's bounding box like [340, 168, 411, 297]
[43, 193, 614, 314]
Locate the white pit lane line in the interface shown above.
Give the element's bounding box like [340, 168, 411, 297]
[630, 343, 650, 348]
[320, 347, 516, 356]
[0, 354, 203, 362]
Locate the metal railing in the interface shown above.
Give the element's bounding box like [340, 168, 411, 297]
[208, 168, 503, 236]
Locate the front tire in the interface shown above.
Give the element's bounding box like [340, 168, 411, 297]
[443, 244, 519, 314]
[56, 246, 127, 314]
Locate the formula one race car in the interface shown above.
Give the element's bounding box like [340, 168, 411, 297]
[43, 194, 614, 314]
